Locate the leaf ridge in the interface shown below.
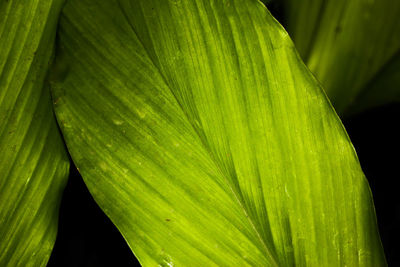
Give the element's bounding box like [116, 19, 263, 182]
[115, 2, 281, 265]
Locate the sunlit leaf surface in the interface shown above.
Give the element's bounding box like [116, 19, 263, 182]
[280, 0, 400, 114]
[0, 1, 69, 266]
[52, 0, 385, 265]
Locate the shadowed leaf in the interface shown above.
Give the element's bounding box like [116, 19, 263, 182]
[280, 0, 400, 114]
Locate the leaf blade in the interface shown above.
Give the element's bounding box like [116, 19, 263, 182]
[0, 1, 69, 266]
[52, 0, 385, 265]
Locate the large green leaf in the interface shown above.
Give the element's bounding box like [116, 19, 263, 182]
[52, 0, 385, 265]
[280, 0, 400, 114]
[0, 0, 69, 266]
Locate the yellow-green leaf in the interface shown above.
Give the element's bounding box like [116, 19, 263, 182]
[52, 0, 385, 265]
[280, 0, 400, 114]
[0, 1, 69, 266]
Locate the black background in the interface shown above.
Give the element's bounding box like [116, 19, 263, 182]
[47, 104, 400, 266]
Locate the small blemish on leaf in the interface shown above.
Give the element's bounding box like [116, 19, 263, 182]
[112, 118, 124, 125]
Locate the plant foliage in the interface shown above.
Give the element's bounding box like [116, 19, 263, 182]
[279, 0, 400, 114]
[0, 1, 69, 265]
[1, 0, 396, 266]
[48, 0, 385, 265]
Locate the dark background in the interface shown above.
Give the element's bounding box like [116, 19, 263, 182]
[47, 104, 399, 266]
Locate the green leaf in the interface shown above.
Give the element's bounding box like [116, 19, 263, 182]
[277, 0, 324, 61]
[0, 1, 69, 266]
[280, 0, 400, 114]
[346, 52, 400, 115]
[52, 0, 385, 265]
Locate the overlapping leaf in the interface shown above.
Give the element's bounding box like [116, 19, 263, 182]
[0, 1, 69, 266]
[348, 52, 400, 114]
[52, 0, 385, 265]
[280, 0, 400, 114]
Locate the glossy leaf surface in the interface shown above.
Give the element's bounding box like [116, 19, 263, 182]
[52, 0, 385, 265]
[0, 0, 69, 266]
[281, 0, 400, 114]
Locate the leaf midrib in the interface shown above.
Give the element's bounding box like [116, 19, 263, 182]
[118, 3, 280, 266]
